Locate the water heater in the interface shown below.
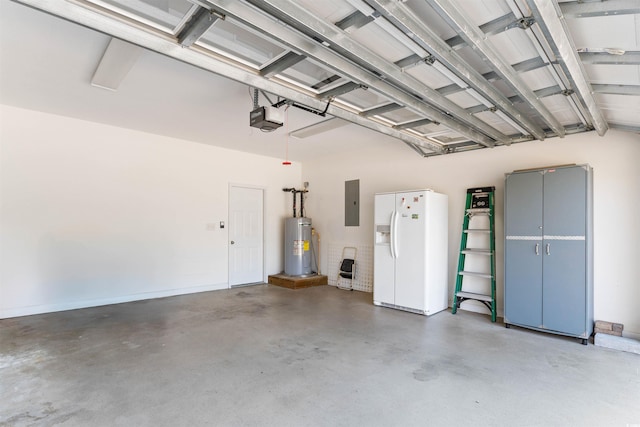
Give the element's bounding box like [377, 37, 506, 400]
[284, 217, 312, 276]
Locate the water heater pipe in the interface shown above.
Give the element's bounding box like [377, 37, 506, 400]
[283, 187, 309, 217]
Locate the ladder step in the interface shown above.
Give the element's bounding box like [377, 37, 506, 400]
[455, 291, 493, 302]
[461, 249, 493, 255]
[458, 271, 493, 279]
[466, 208, 491, 215]
[463, 229, 491, 233]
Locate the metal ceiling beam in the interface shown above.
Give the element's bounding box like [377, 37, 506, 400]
[465, 104, 491, 115]
[592, 84, 640, 96]
[360, 103, 403, 117]
[425, 0, 565, 138]
[423, 124, 592, 157]
[176, 6, 220, 47]
[468, 84, 574, 129]
[206, 0, 500, 147]
[365, 0, 546, 140]
[533, 85, 565, 99]
[465, 84, 565, 115]
[446, 12, 518, 49]
[479, 57, 548, 95]
[559, 0, 640, 18]
[527, 0, 609, 136]
[438, 56, 548, 98]
[260, 51, 306, 78]
[394, 118, 436, 130]
[395, 54, 424, 71]
[14, 0, 446, 155]
[335, 10, 373, 32]
[311, 75, 341, 90]
[405, 142, 431, 157]
[246, 0, 508, 146]
[579, 51, 640, 65]
[289, 118, 349, 138]
[319, 82, 364, 99]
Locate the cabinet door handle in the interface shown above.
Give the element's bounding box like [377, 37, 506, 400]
[546, 243, 550, 255]
[535, 243, 539, 255]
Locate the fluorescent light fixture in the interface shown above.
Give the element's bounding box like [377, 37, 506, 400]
[496, 110, 529, 135]
[466, 88, 494, 108]
[432, 61, 467, 89]
[91, 38, 142, 91]
[290, 118, 349, 138]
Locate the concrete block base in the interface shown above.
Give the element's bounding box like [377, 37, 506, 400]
[594, 333, 640, 355]
[594, 320, 623, 336]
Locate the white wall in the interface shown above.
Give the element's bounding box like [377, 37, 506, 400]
[303, 129, 640, 338]
[2, 104, 639, 338]
[0, 105, 302, 318]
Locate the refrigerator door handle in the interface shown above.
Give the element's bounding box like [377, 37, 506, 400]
[389, 211, 395, 258]
[391, 210, 399, 259]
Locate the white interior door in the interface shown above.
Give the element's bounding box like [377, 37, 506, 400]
[229, 185, 264, 287]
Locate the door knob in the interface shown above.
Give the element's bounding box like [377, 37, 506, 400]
[230, 240, 235, 245]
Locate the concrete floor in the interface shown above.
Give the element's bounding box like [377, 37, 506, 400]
[1, 285, 638, 427]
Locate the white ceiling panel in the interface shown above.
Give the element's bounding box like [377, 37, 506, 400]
[277, 59, 338, 89]
[455, 46, 495, 76]
[403, 0, 459, 40]
[520, 66, 559, 91]
[512, 101, 547, 128]
[487, 79, 517, 99]
[466, 0, 513, 26]
[199, 19, 286, 67]
[565, 14, 639, 51]
[336, 88, 391, 111]
[596, 94, 640, 126]
[446, 90, 485, 109]
[488, 29, 540, 65]
[378, 108, 423, 124]
[88, 0, 193, 33]
[583, 64, 640, 85]
[541, 95, 580, 126]
[292, 0, 356, 23]
[475, 110, 521, 135]
[405, 63, 454, 90]
[350, 22, 415, 63]
[425, 129, 469, 145]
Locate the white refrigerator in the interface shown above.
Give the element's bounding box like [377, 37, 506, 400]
[373, 189, 448, 315]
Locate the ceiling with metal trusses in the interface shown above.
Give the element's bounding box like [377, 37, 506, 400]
[5, 0, 640, 157]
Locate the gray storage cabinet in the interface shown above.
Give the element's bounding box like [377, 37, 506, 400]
[504, 165, 593, 344]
